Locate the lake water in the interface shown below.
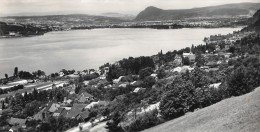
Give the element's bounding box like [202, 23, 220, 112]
[0, 28, 241, 76]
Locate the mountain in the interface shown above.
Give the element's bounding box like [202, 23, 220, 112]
[251, 9, 260, 28]
[242, 9, 260, 32]
[143, 86, 260, 132]
[135, 3, 260, 21]
[100, 13, 135, 20]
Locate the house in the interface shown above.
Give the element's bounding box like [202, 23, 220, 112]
[8, 80, 28, 85]
[33, 108, 45, 121]
[118, 82, 129, 88]
[172, 67, 182, 73]
[67, 74, 79, 78]
[48, 103, 60, 113]
[42, 102, 60, 119]
[59, 72, 65, 77]
[9, 126, 21, 132]
[113, 76, 125, 84]
[150, 73, 157, 80]
[85, 101, 109, 109]
[78, 92, 95, 103]
[171, 55, 182, 67]
[53, 108, 67, 117]
[215, 45, 221, 51]
[206, 61, 218, 68]
[130, 81, 143, 87]
[75, 110, 90, 122]
[183, 52, 196, 63]
[65, 104, 88, 119]
[8, 117, 27, 129]
[133, 87, 146, 93]
[99, 74, 106, 80]
[65, 108, 82, 119]
[83, 81, 90, 86]
[209, 83, 221, 89]
[63, 97, 72, 104]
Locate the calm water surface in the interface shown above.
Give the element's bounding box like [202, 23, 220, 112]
[0, 28, 241, 76]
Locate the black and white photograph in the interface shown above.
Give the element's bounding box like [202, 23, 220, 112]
[0, 0, 260, 132]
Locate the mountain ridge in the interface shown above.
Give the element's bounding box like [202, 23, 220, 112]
[135, 2, 260, 21]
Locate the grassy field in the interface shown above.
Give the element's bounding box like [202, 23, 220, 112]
[143, 86, 260, 132]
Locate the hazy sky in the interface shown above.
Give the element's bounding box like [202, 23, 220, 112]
[0, 0, 259, 16]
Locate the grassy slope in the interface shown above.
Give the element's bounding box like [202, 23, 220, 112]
[143, 86, 260, 132]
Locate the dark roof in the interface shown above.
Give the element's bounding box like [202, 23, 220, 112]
[65, 109, 81, 119]
[78, 96, 87, 103]
[98, 101, 109, 106]
[55, 108, 65, 114]
[206, 61, 217, 66]
[43, 102, 53, 113]
[79, 110, 90, 119]
[72, 103, 88, 111]
[53, 108, 67, 117]
[33, 108, 45, 121]
[10, 126, 21, 131]
[65, 104, 88, 119]
[81, 92, 94, 98]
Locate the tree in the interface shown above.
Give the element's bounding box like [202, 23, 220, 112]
[139, 67, 153, 80]
[14, 67, 18, 77]
[195, 53, 205, 67]
[143, 76, 156, 88]
[106, 111, 123, 132]
[160, 77, 196, 119]
[32, 88, 38, 100]
[183, 57, 190, 65]
[23, 100, 42, 117]
[1, 101, 5, 109]
[157, 68, 166, 79]
[191, 44, 195, 53]
[75, 85, 81, 94]
[4, 74, 8, 80]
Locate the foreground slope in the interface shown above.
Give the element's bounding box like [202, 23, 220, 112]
[143, 86, 260, 132]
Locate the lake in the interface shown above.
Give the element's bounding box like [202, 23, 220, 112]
[0, 28, 241, 76]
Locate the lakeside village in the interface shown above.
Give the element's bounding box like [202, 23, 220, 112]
[0, 15, 248, 38]
[0, 29, 260, 132]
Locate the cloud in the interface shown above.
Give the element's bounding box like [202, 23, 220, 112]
[0, 0, 259, 16]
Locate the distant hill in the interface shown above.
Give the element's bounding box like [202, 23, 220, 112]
[143, 86, 260, 132]
[251, 9, 260, 32]
[0, 14, 126, 25]
[242, 9, 260, 32]
[100, 13, 135, 20]
[135, 3, 260, 21]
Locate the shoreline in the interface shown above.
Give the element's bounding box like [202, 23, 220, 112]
[0, 26, 244, 39]
[0, 27, 242, 76]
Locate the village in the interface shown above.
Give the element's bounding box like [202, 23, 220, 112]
[0, 26, 258, 132]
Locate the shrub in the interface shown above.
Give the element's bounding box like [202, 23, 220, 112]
[226, 65, 260, 97]
[143, 76, 156, 88]
[139, 67, 154, 80]
[194, 86, 224, 108]
[160, 77, 197, 119]
[124, 109, 163, 132]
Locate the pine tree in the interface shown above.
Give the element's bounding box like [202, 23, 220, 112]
[1, 101, 5, 109]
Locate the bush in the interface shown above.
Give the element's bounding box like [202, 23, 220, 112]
[139, 67, 154, 80]
[160, 77, 197, 119]
[157, 69, 166, 79]
[124, 109, 163, 132]
[194, 87, 224, 108]
[143, 76, 156, 88]
[226, 65, 260, 97]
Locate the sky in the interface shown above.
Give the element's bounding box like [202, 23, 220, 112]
[0, 0, 259, 16]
